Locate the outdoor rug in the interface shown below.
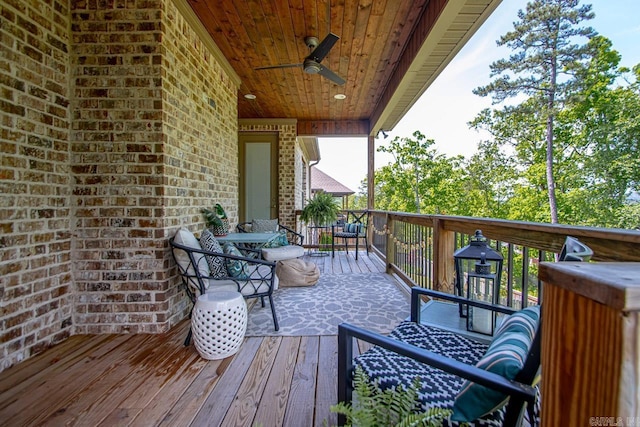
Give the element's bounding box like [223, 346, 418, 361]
[245, 273, 411, 336]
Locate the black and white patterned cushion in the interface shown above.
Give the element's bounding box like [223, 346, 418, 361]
[355, 322, 505, 427]
[199, 229, 226, 279]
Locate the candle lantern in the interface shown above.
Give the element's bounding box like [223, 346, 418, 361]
[466, 254, 498, 335]
[453, 230, 503, 320]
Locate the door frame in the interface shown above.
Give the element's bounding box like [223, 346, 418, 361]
[238, 132, 279, 223]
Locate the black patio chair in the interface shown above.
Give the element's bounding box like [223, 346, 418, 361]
[331, 211, 368, 259]
[170, 232, 278, 346]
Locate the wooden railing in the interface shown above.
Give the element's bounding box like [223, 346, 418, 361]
[368, 210, 640, 310]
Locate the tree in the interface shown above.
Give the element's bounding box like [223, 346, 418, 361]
[375, 131, 467, 215]
[473, 0, 596, 224]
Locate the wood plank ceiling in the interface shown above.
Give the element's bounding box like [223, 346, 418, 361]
[186, 0, 502, 136]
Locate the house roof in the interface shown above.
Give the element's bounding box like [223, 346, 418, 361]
[183, 0, 503, 137]
[311, 168, 354, 197]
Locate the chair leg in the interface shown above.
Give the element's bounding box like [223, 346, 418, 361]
[344, 237, 348, 255]
[332, 235, 335, 258]
[184, 327, 193, 346]
[268, 295, 279, 331]
[261, 296, 266, 307]
[355, 236, 359, 260]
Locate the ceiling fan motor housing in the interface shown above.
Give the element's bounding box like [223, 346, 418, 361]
[303, 59, 321, 74]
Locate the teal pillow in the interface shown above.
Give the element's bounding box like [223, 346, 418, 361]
[451, 306, 540, 422]
[222, 242, 250, 279]
[344, 223, 362, 233]
[261, 231, 289, 248]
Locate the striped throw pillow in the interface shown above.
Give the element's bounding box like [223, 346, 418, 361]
[451, 305, 540, 422]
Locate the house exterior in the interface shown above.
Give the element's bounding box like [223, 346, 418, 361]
[0, 0, 503, 371]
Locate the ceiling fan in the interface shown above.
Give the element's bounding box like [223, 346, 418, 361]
[254, 33, 345, 85]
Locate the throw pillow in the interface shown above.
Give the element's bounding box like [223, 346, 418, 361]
[222, 242, 250, 279]
[344, 223, 362, 234]
[199, 229, 226, 279]
[252, 218, 279, 233]
[451, 306, 541, 422]
[261, 231, 289, 248]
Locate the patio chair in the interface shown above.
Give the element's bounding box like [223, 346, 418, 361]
[338, 288, 540, 426]
[331, 211, 368, 259]
[170, 228, 279, 346]
[337, 236, 593, 426]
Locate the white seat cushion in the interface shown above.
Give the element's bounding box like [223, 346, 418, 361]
[261, 245, 305, 262]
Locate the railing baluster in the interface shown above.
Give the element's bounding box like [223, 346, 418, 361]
[521, 247, 529, 309]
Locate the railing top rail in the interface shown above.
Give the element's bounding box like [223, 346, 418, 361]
[369, 210, 640, 262]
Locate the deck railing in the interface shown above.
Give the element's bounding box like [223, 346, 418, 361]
[367, 210, 640, 310]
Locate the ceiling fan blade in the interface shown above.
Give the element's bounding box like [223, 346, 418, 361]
[308, 33, 339, 63]
[254, 63, 302, 71]
[317, 65, 345, 85]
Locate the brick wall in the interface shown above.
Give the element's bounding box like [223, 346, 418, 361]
[70, 0, 239, 335]
[161, 0, 239, 325]
[0, 0, 239, 371]
[0, 0, 73, 371]
[238, 122, 300, 229]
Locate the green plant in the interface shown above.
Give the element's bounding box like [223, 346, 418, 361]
[202, 203, 229, 235]
[331, 366, 451, 427]
[300, 192, 340, 227]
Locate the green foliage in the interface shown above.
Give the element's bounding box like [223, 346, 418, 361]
[375, 131, 468, 215]
[330, 366, 451, 427]
[370, 2, 640, 230]
[202, 203, 227, 228]
[301, 191, 340, 226]
[473, 0, 596, 224]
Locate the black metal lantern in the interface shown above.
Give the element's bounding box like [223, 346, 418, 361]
[466, 254, 498, 335]
[453, 230, 503, 319]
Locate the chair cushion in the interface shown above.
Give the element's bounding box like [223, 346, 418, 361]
[355, 322, 496, 424]
[261, 244, 305, 262]
[173, 227, 210, 292]
[451, 306, 541, 422]
[199, 229, 226, 279]
[252, 218, 279, 233]
[222, 242, 250, 279]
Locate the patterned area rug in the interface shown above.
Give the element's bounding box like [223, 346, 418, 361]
[245, 273, 411, 336]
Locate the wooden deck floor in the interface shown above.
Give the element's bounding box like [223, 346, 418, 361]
[0, 251, 385, 427]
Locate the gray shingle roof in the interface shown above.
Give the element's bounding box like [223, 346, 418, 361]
[311, 168, 354, 196]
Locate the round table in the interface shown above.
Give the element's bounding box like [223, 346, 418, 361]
[191, 291, 247, 360]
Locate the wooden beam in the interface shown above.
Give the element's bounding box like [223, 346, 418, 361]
[297, 120, 370, 137]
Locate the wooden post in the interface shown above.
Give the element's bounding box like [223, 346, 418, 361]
[432, 218, 454, 292]
[386, 213, 395, 274]
[538, 262, 640, 424]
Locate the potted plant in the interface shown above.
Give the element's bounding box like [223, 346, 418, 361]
[202, 203, 229, 236]
[300, 191, 340, 227]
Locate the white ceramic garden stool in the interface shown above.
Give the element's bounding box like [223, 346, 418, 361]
[191, 291, 247, 360]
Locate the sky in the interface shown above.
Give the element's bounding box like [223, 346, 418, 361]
[316, 0, 640, 193]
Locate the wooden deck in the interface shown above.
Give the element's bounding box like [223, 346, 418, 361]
[0, 251, 386, 427]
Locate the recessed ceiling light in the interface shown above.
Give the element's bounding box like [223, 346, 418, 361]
[244, 94, 256, 100]
[334, 94, 346, 100]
